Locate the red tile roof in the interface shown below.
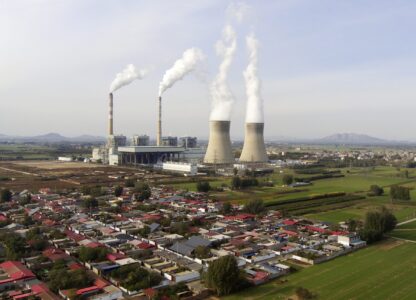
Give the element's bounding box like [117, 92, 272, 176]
[137, 242, 154, 249]
[106, 253, 126, 262]
[224, 213, 255, 221]
[76, 286, 101, 295]
[283, 219, 297, 226]
[0, 261, 35, 281]
[94, 278, 109, 289]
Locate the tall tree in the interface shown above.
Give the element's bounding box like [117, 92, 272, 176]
[1, 189, 12, 202]
[243, 199, 265, 215]
[114, 185, 123, 197]
[282, 174, 294, 185]
[206, 255, 241, 296]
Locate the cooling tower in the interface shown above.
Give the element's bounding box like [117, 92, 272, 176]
[239, 122, 268, 162]
[157, 96, 162, 146]
[108, 93, 113, 136]
[204, 120, 234, 164]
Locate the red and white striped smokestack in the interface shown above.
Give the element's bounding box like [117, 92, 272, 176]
[108, 93, 114, 136]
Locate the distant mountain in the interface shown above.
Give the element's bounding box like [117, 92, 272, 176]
[70, 135, 106, 142]
[32, 132, 67, 142]
[0, 133, 106, 143]
[316, 133, 391, 145]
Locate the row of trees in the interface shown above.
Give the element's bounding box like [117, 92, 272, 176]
[390, 185, 411, 201]
[232, 176, 259, 190]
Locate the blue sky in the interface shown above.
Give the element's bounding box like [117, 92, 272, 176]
[1, 0, 416, 140]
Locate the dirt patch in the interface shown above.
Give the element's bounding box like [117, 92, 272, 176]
[12, 161, 107, 170]
[379, 238, 404, 250]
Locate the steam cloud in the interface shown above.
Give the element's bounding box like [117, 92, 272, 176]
[227, 1, 250, 23]
[244, 34, 263, 123]
[110, 64, 147, 93]
[159, 48, 205, 96]
[209, 25, 237, 121]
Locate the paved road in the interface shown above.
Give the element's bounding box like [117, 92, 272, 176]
[397, 218, 416, 226]
[0, 166, 39, 176]
[387, 235, 416, 244]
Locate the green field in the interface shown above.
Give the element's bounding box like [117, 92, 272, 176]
[388, 219, 416, 241]
[169, 166, 416, 223]
[224, 239, 416, 300]
[0, 144, 91, 160]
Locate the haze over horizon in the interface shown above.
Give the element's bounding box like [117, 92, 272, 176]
[2, 0, 416, 140]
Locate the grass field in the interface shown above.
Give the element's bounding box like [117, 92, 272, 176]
[169, 166, 416, 223]
[224, 239, 416, 300]
[388, 219, 416, 241]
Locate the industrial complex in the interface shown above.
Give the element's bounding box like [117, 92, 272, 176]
[92, 92, 269, 175]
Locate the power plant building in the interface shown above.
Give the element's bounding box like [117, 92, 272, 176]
[161, 136, 178, 147]
[179, 136, 197, 148]
[117, 146, 184, 165]
[132, 134, 150, 146]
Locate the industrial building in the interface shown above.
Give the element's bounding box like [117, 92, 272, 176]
[132, 134, 150, 146]
[161, 136, 178, 147]
[117, 146, 184, 165]
[161, 161, 197, 175]
[180, 136, 198, 148]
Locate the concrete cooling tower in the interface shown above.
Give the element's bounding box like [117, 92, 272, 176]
[239, 122, 268, 162]
[204, 121, 234, 164]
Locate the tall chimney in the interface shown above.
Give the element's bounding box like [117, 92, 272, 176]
[157, 96, 162, 146]
[204, 120, 234, 164]
[108, 93, 114, 136]
[239, 122, 268, 162]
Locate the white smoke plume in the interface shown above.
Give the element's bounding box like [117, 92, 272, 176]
[158, 48, 205, 96]
[109, 64, 147, 93]
[244, 33, 263, 123]
[226, 1, 250, 23]
[209, 24, 237, 121]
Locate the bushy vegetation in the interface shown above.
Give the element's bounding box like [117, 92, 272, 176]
[197, 181, 211, 192]
[369, 185, 384, 196]
[111, 264, 162, 291]
[221, 202, 233, 215]
[0, 232, 27, 260]
[194, 245, 211, 259]
[134, 182, 152, 201]
[282, 174, 294, 185]
[48, 260, 93, 293]
[78, 246, 110, 262]
[231, 176, 259, 190]
[125, 178, 136, 187]
[1, 188, 12, 202]
[81, 186, 103, 197]
[114, 185, 123, 197]
[205, 255, 248, 296]
[390, 185, 411, 201]
[360, 206, 397, 243]
[82, 198, 98, 209]
[244, 199, 266, 215]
